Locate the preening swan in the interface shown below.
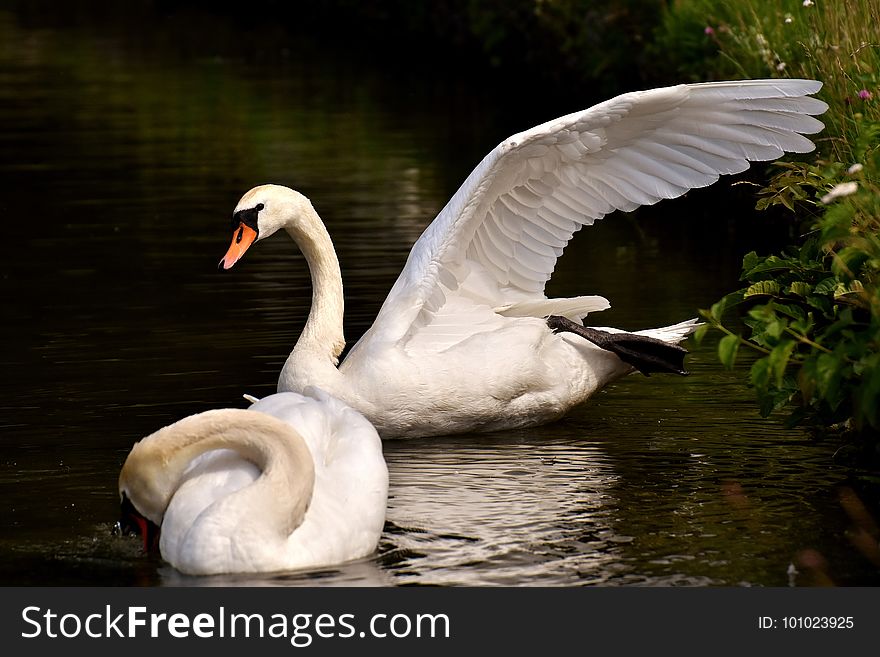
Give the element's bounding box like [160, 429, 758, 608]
[118, 389, 388, 575]
[220, 79, 828, 439]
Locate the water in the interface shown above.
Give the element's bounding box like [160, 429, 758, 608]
[1, 5, 877, 587]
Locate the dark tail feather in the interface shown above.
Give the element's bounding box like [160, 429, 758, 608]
[546, 315, 689, 376]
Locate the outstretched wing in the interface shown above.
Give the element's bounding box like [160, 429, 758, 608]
[355, 79, 827, 354]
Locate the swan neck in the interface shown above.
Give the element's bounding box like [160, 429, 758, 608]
[285, 202, 345, 364]
[120, 410, 316, 537]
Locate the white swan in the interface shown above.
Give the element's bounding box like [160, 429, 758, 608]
[118, 388, 388, 575]
[219, 79, 827, 439]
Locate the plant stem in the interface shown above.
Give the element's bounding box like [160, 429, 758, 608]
[784, 327, 834, 354]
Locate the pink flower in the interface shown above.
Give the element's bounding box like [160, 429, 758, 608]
[704, 26, 715, 36]
[857, 89, 873, 100]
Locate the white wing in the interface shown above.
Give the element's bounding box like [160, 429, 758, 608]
[353, 79, 827, 354]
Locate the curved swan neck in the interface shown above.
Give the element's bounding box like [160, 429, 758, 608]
[285, 200, 346, 364]
[119, 409, 316, 537]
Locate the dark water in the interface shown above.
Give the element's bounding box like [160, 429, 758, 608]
[1, 6, 877, 587]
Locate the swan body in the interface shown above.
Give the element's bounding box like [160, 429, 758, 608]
[118, 388, 388, 575]
[220, 79, 828, 439]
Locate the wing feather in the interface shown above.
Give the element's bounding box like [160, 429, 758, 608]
[351, 79, 827, 354]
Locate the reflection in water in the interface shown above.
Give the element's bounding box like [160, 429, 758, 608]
[1, 6, 878, 586]
[382, 439, 621, 586]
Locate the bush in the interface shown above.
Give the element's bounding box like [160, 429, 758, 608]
[658, 0, 880, 462]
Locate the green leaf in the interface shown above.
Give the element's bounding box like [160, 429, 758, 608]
[693, 323, 710, 345]
[706, 291, 747, 323]
[718, 334, 740, 370]
[820, 204, 854, 242]
[791, 312, 815, 336]
[742, 251, 760, 272]
[772, 303, 805, 321]
[834, 279, 865, 302]
[814, 352, 844, 407]
[747, 305, 775, 323]
[805, 295, 832, 314]
[832, 247, 870, 278]
[799, 236, 822, 261]
[742, 255, 799, 279]
[759, 386, 795, 417]
[768, 341, 798, 388]
[764, 318, 787, 342]
[750, 358, 771, 395]
[745, 280, 781, 298]
[708, 298, 727, 322]
[813, 277, 839, 295]
[798, 357, 817, 402]
[787, 281, 813, 297]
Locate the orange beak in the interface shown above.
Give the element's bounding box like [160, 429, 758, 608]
[219, 224, 258, 270]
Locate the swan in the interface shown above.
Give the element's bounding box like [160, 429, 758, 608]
[219, 79, 828, 439]
[118, 388, 388, 575]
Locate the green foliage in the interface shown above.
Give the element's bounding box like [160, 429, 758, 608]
[695, 124, 880, 439]
[667, 0, 880, 455]
[654, 0, 880, 158]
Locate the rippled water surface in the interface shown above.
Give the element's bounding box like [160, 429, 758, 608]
[1, 6, 877, 587]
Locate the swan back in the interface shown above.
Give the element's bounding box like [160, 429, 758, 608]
[247, 389, 388, 566]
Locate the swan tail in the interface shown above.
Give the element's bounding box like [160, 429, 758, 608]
[635, 318, 703, 344]
[496, 295, 611, 321]
[547, 315, 696, 376]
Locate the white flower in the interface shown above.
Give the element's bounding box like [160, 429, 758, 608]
[803, 0, 814, 6]
[776, 61, 787, 71]
[785, 16, 793, 24]
[820, 181, 858, 203]
[847, 163, 864, 174]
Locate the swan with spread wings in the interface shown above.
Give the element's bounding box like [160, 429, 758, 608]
[219, 79, 827, 438]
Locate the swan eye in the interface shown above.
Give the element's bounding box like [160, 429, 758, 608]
[256, 203, 264, 211]
[232, 206, 261, 233]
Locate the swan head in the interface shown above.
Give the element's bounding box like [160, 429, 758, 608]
[117, 437, 176, 554]
[219, 184, 312, 270]
[118, 437, 176, 526]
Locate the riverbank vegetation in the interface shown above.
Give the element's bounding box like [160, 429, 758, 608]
[655, 0, 879, 471]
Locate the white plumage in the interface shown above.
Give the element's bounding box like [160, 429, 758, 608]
[219, 79, 827, 438]
[119, 389, 388, 575]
